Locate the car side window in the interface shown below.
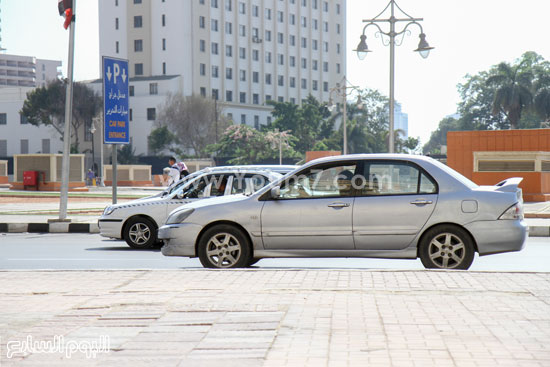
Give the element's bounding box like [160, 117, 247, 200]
[231, 174, 268, 195]
[419, 172, 437, 194]
[230, 174, 248, 195]
[279, 163, 357, 199]
[361, 162, 436, 196]
[210, 175, 229, 196]
[182, 176, 211, 198]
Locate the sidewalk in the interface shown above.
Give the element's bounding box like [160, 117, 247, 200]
[0, 269, 549, 366]
[0, 187, 550, 236]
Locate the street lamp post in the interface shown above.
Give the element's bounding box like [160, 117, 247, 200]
[90, 122, 96, 177]
[328, 76, 362, 155]
[354, 0, 433, 153]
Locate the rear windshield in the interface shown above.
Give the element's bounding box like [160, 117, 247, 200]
[430, 159, 478, 189]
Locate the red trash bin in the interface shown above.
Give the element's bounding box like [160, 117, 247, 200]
[23, 170, 39, 190]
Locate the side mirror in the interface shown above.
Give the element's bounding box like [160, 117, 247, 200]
[176, 191, 184, 200]
[270, 186, 280, 199]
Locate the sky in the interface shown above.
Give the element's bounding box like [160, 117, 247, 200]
[2, 0, 550, 146]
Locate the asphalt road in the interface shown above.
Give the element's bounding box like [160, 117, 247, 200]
[0, 233, 548, 271]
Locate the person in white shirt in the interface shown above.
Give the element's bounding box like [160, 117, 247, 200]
[167, 156, 190, 186]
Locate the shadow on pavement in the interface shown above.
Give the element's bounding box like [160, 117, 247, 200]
[86, 247, 161, 252]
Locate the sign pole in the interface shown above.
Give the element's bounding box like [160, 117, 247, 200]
[112, 145, 117, 204]
[100, 116, 104, 186]
[59, 0, 76, 221]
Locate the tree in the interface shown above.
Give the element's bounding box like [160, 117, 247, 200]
[456, 52, 550, 131]
[206, 124, 300, 165]
[157, 93, 230, 157]
[457, 72, 507, 130]
[20, 79, 102, 153]
[422, 117, 461, 155]
[267, 95, 330, 153]
[486, 61, 533, 129]
[147, 125, 179, 155]
[117, 143, 142, 164]
[533, 62, 550, 123]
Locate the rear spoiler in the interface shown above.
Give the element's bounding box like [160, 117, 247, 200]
[494, 177, 523, 192]
[495, 177, 524, 202]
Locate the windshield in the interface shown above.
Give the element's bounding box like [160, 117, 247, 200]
[163, 171, 202, 196]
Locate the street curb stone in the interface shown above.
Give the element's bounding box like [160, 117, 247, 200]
[529, 226, 550, 237]
[0, 223, 98, 234]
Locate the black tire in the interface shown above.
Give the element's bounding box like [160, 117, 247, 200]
[198, 225, 251, 268]
[123, 217, 157, 249]
[419, 225, 475, 270]
[247, 258, 261, 267]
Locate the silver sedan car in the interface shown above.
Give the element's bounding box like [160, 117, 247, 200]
[158, 154, 527, 270]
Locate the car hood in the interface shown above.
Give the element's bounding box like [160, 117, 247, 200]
[168, 194, 249, 214]
[107, 195, 170, 210]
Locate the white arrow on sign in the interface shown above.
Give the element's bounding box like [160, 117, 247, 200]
[106, 66, 112, 81]
[121, 68, 127, 83]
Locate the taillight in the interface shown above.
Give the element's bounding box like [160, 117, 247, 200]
[498, 202, 524, 220]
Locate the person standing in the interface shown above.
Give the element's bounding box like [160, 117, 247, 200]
[167, 156, 190, 186]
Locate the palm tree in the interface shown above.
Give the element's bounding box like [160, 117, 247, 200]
[486, 62, 533, 129]
[533, 73, 550, 123]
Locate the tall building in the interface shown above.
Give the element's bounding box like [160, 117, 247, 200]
[98, 0, 346, 152]
[394, 102, 409, 139]
[0, 54, 61, 88]
[0, 53, 63, 159]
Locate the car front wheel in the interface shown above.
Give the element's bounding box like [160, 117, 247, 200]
[123, 217, 157, 249]
[198, 225, 251, 268]
[419, 225, 475, 270]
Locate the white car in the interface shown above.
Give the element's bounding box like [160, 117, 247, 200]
[98, 167, 283, 249]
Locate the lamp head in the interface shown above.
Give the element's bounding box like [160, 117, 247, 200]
[414, 33, 434, 59]
[327, 98, 336, 112]
[354, 34, 371, 60]
[356, 95, 364, 110]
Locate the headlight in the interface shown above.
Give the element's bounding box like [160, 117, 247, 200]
[165, 208, 195, 225]
[498, 202, 523, 220]
[103, 206, 117, 216]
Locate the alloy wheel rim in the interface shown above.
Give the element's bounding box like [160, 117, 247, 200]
[428, 232, 466, 269]
[206, 233, 241, 268]
[129, 223, 151, 245]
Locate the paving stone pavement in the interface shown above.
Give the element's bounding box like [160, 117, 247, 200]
[0, 269, 549, 366]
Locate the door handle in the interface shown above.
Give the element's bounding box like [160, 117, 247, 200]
[328, 202, 350, 208]
[410, 199, 433, 205]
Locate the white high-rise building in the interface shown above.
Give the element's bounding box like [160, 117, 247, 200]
[394, 102, 409, 139]
[98, 0, 346, 149]
[0, 54, 61, 88]
[0, 53, 63, 159]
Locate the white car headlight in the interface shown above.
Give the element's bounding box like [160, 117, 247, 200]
[103, 206, 117, 216]
[498, 202, 524, 220]
[166, 208, 195, 225]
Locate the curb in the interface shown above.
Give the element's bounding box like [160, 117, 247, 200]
[0, 223, 99, 234]
[0, 223, 548, 237]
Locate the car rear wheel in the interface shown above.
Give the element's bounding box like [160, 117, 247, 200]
[247, 258, 261, 267]
[123, 217, 157, 249]
[419, 225, 475, 270]
[198, 225, 251, 268]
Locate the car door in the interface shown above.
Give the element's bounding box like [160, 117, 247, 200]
[353, 160, 438, 250]
[261, 161, 357, 250]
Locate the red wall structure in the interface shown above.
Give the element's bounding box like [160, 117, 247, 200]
[447, 129, 550, 202]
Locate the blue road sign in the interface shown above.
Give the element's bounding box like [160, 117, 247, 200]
[103, 57, 129, 144]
